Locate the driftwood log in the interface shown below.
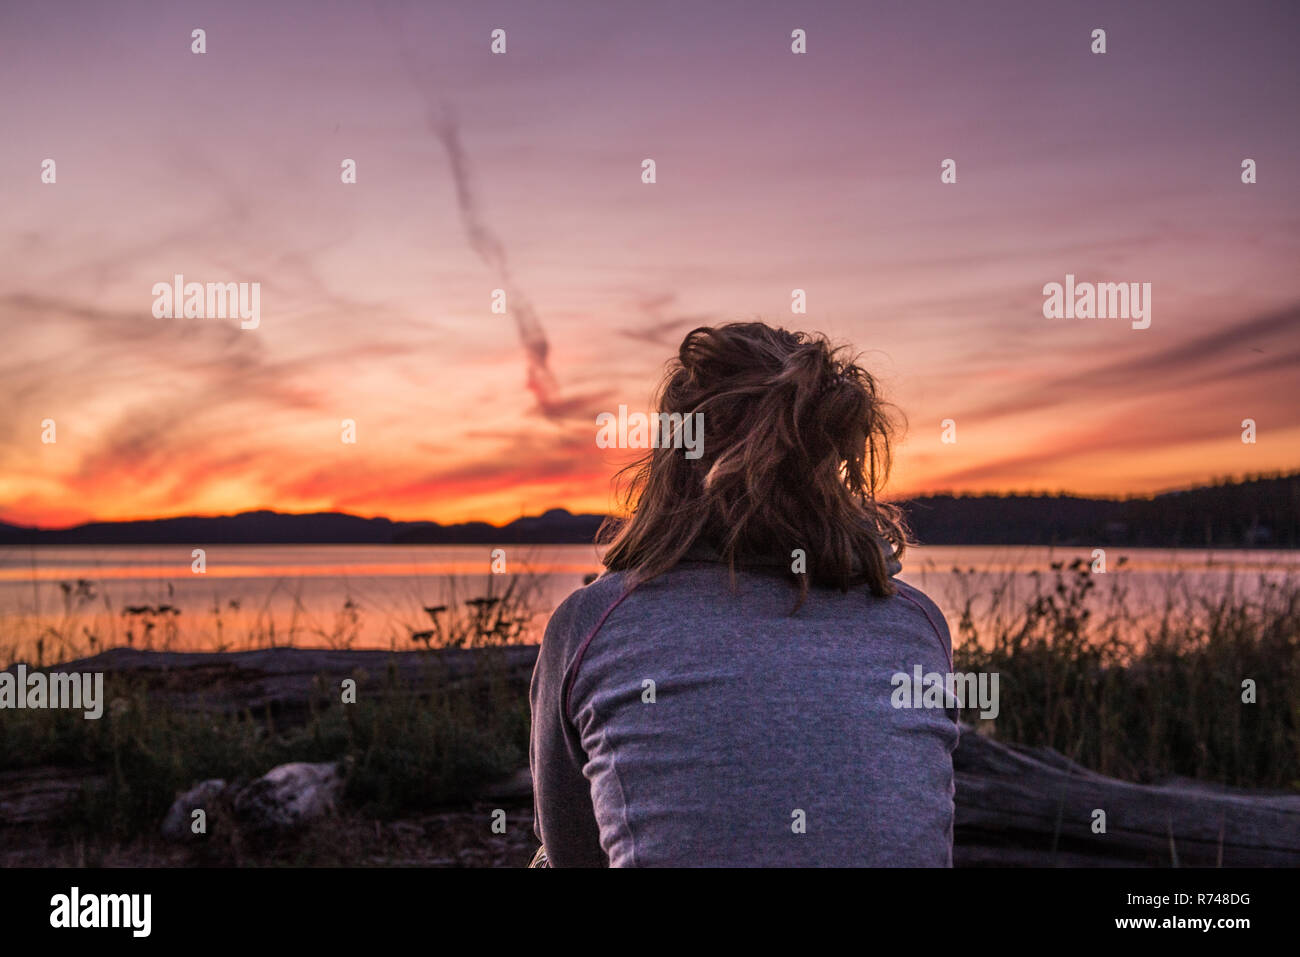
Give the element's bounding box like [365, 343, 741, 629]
[952, 729, 1300, 867]
[8, 646, 1299, 866]
[44, 645, 541, 726]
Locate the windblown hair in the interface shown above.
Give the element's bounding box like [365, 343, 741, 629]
[599, 321, 908, 601]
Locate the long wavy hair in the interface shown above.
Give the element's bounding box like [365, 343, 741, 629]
[598, 321, 908, 601]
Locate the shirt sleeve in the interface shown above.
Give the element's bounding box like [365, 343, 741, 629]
[529, 592, 608, 867]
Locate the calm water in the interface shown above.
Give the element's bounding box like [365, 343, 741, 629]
[0, 544, 1295, 660]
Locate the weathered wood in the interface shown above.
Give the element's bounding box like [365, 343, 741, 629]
[0, 765, 104, 825]
[952, 726, 1300, 867]
[34, 645, 538, 725]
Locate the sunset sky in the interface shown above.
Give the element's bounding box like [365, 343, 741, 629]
[2, 0, 1298, 528]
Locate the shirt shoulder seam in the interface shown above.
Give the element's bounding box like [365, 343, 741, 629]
[562, 582, 639, 725]
[895, 587, 953, 671]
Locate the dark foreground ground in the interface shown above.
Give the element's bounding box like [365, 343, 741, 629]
[2, 795, 536, 868]
[2, 646, 1298, 867]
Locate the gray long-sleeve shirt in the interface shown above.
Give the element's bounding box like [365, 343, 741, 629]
[529, 548, 958, 866]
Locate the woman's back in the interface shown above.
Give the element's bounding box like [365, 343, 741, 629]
[530, 553, 958, 867]
[529, 321, 958, 866]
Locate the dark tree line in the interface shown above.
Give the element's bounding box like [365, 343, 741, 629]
[901, 473, 1300, 548]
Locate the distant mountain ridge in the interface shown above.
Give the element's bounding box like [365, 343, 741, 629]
[0, 508, 606, 546]
[0, 474, 1295, 548]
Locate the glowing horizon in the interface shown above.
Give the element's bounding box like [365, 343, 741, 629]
[3, 0, 1298, 530]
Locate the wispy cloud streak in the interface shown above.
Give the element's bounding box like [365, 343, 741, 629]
[432, 108, 563, 415]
